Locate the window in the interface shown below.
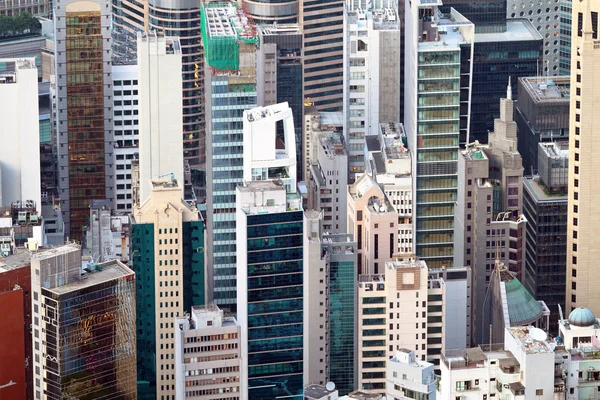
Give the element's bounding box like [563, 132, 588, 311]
[573, 256, 577, 264]
[536, 390, 543, 395]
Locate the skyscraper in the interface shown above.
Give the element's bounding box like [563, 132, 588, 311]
[0, 57, 41, 213]
[244, 0, 298, 23]
[55, 0, 113, 241]
[137, 31, 184, 204]
[559, 0, 572, 75]
[203, 2, 259, 308]
[130, 179, 204, 399]
[300, 0, 344, 111]
[565, 0, 600, 315]
[404, 0, 474, 269]
[236, 180, 304, 399]
[31, 244, 137, 400]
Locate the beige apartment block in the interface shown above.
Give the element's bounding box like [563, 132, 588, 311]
[566, 0, 600, 315]
[348, 173, 398, 275]
[132, 179, 200, 399]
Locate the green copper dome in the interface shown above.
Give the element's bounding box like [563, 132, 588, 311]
[504, 277, 543, 325]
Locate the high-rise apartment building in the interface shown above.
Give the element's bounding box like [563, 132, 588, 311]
[565, 0, 600, 315]
[257, 24, 304, 179]
[31, 244, 137, 400]
[300, 0, 344, 111]
[174, 305, 242, 399]
[0, 0, 50, 15]
[236, 180, 304, 399]
[0, 57, 41, 214]
[515, 76, 570, 174]
[343, 0, 401, 178]
[347, 173, 398, 275]
[404, 1, 474, 269]
[112, 0, 204, 172]
[307, 129, 348, 234]
[137, 32, 184, 204]
[203, 2, 259, 308]
[130, 179, 204, 399]
[365, 122, 413, 257]
[55, 0, 114, 241]
[303, 107, 344, 183]
[304, 211, 357, 395]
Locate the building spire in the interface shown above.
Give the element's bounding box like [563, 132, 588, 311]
[507, 76, 512, 100]
[583, 0, 594, 40]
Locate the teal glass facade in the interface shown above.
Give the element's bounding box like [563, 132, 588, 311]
[130, 220, 205, 399]
[323, 237, 356, 396]
[245, 211, 304, 400]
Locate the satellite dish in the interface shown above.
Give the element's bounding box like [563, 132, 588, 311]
[325, 382, 335, 391]
[529, 327, 547, 342]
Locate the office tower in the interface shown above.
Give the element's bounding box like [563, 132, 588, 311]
[404, 1, 474, 269]
[304, 212, 357, 395]
[343, 0, 401, 179]
[257, 24, 304, 180]
[130, 178, 204, 399]
[365, 123, 413, 257]
[307, 129, 348, 234]
[303, 107, 344, 183]
[357, 259, 470, 391]
[31, 244, 137, 400]
[0, 58, 41, 214]
[300, 0, 344, 111]
[137, 32, 184, 204]
[565, 0, 600, 315]
[244, 0, 297, 23]
[112, 58, 139, 213]
[469, 20, 542, 143]
[522, 144, 568, 328]
[112, 0, 204, 174]
[506, 0, 562, 74]
[0, 251, 32, 400]
[347, 173, 398, 275]
[236, 180, 304, 399]
[440, 327, 555, 399]
[559, 0, 572, 75]
[174, 305, 242, 399]
[440, 0, 507, 31]
[38, 81, 57, 206]
[203, 2, 259, 308]
[55, 0, 113, 241]
[515, 76, 570, 175]
[386, 350, 437, 400]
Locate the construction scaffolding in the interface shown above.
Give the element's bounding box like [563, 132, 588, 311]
[200, 1, 258, 72]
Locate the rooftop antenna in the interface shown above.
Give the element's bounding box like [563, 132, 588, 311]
[507, 76, 512, 100]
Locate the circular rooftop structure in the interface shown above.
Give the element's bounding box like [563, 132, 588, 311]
[568, 307, 596, 327]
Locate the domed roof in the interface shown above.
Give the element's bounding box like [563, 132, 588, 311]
[568, 307, 596, 327]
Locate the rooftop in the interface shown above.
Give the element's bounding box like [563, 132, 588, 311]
[318, 132, 347, 158]
[386, 258, 427, 271]
[191, 305, 238, 328]
[520, 76, 571, 103]
[418, 9, 474, 50]
[319, 111, 344, 127]
[237, 179, 285, 193]
[463, 144, 489, 161]
[0, 248, 32, 272]
[31, 243, 80, 261]
[380, 122, 409, 160]
[475, 19, 543, 43]
[506, 326, 554, 354]
[304, 384, 337, 399]
[523, 176, 568, 202]
[347, 7, 399, 30]
[48, 260, 133, 295]
[257, 23, 301, 36]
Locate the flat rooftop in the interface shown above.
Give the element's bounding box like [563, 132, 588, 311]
[475, 19, 542, 43]
[31, 243, 80, 261]
[523, 176, 568, 202]
[463, 146, 489, 161]
[190, 305, 238, 327]
[0, 249, 32, 272]
[506, 326, 554, 354]
[237, 179, 285, 193]
[304, 384, 337, 399]
[49, 260, 133, 295]
[520, 76, 570, 102]
[347, 7, 399, 30]
[386, 258, 427, 271]
[319, 112, 344, 127]
[319, 132, 346, 157]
